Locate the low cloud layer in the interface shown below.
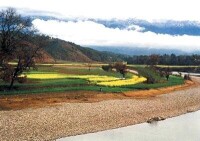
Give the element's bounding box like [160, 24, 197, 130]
[33, 19, 200, 52]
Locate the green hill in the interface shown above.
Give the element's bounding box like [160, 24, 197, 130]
[43, 38, 124, 63]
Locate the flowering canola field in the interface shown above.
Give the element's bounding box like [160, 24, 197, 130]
[26, 73, 146, 87]
[97, 75, 146, 86]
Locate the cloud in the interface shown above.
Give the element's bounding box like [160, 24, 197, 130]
[126, 25, 145, 32]
[17, 8, 65, 18]
[1, 0, 200, 22]
[32, 19, 200, 52]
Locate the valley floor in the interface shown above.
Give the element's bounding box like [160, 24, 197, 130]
[0, 77, 200, 141]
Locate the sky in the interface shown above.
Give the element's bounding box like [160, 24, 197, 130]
[1, 0, 200, 52]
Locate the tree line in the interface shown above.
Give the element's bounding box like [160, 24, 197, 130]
[125, 54, 200, 66]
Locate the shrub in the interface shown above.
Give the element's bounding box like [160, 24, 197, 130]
[17, 75, 27, 83]
[184, 74, 191, 80]
[102, 65, 111, 71]
[146, 75, 156, 84]
[133, 66, 163, 84]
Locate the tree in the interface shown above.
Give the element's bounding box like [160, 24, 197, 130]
[114, 62, 127, 78]
[148, 54, 160, 66]
[170, 54, 177, 65]
[0, 8, 45, 89]
[87, 63, 91, 71]
[101, 62, 127, 78]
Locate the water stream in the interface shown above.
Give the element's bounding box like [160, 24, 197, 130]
[58, 110, 200, 141]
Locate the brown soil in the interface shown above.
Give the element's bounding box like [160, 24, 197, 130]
[0, 80, 195, 111]
[123, 80, 195, 98]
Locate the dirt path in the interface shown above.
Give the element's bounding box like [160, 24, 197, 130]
[0, 77, 200, 141]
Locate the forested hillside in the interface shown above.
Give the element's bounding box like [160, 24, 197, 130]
[42, 37, 124, 63]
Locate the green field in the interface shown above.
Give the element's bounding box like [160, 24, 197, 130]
[0, 63, 185, 95]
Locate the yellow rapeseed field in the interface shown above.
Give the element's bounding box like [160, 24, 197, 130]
[26, 74, 68, 79]
[97, 75, 147, 86]
[26, 74, 118, 81]
[25, 73, 146, 86]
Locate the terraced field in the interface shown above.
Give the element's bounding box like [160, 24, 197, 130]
[0, 63, 184, 95]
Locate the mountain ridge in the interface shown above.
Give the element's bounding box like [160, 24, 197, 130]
[89, 46, 197, 56]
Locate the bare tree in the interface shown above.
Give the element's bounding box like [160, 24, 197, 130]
[0, 8, 45, 89]
[114, 62, 127, 78]
[101, 62, 127, 78]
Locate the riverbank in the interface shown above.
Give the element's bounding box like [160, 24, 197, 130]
[0, 77, 200, 141]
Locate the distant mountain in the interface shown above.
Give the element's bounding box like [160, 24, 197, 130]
[92, 19, 200, 36]
[89, 46, 195, 56]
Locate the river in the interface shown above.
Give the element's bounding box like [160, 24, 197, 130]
[57, 110, 200, 141]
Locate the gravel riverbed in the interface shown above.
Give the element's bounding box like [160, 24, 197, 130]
[1, 77, 200, 141]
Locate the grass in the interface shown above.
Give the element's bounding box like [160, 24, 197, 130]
[124, 75, 184, 89]
[0, 63, 185, 95]
[157, 65, 200, 68]
[0, 85, 132, 95]
[0, 75, 184, 95]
